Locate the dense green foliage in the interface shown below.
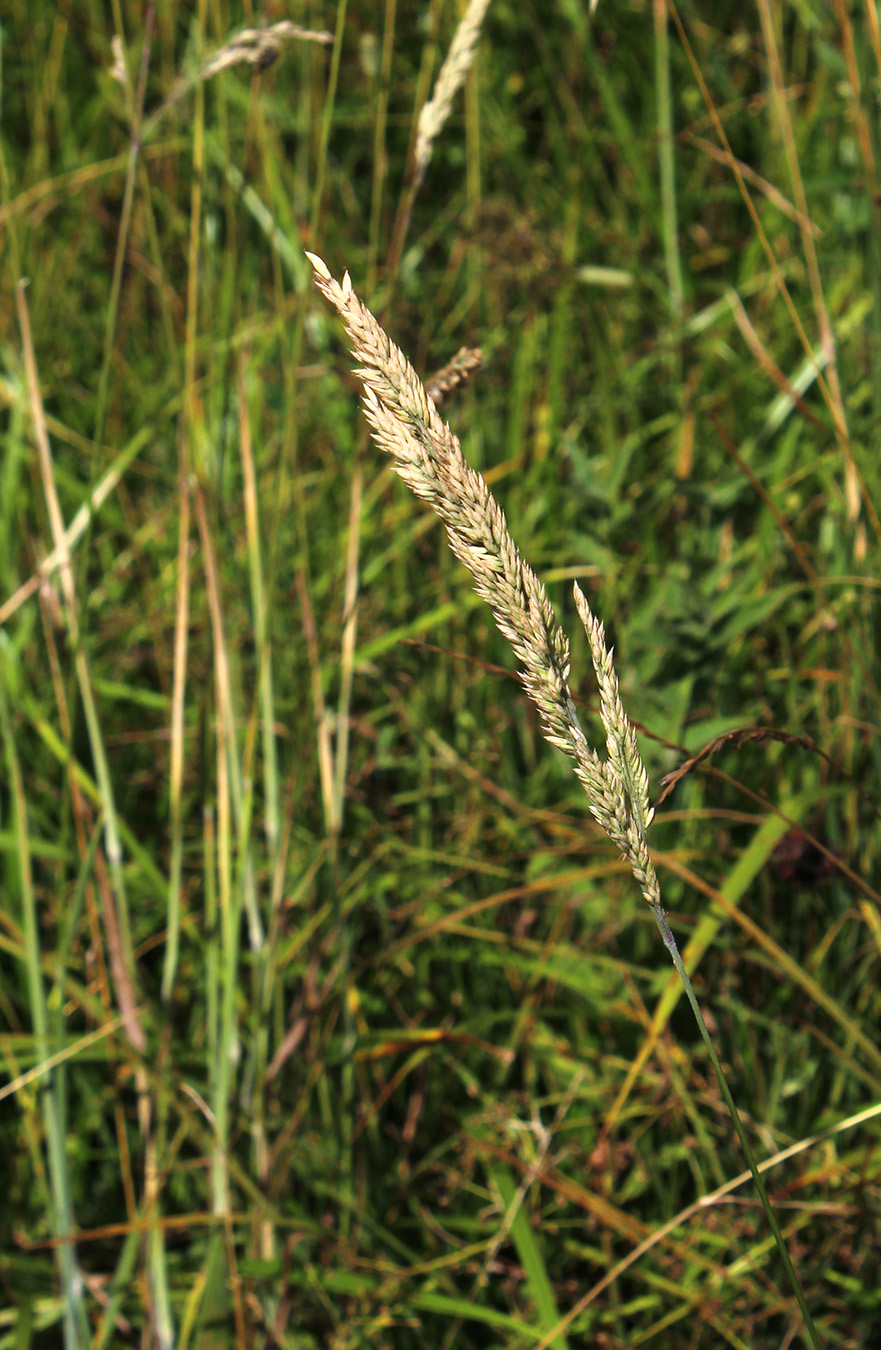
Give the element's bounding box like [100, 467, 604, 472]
[1, 2, 880, 1346]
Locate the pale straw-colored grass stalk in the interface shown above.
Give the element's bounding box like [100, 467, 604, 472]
[306, 252, 823, 1350]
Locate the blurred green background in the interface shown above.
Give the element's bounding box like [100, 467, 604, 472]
[1, 2, 880, 1346]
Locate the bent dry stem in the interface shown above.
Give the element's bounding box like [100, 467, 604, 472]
[307, 251, 823, 1350]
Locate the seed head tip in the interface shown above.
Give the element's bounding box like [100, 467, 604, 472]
[305, 251, 329, 280]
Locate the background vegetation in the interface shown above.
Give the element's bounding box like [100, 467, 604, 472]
[1, 1, 880, 1346]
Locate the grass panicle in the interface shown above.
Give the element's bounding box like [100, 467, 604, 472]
[307, 252, 660, 912]
[413, 0, 493, 188]
[198, 22, 334, 80]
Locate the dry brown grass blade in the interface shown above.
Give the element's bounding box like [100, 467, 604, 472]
[710, 411, 817, 582]
[726, 289, 824, 432]
[16, 280, 144, 1045]
[657, 723, 881, 831]
[682, 130, 822, 235]
[657, 726, 827, 806]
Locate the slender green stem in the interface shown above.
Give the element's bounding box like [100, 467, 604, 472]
[309, 0, 348, 240]
[654, 0, 683, 326]
[653, 903, 824, 1350]
[91, 7, 155, 460]
[161, 447, 191, 1007]
[0, 678, 90, 1349]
